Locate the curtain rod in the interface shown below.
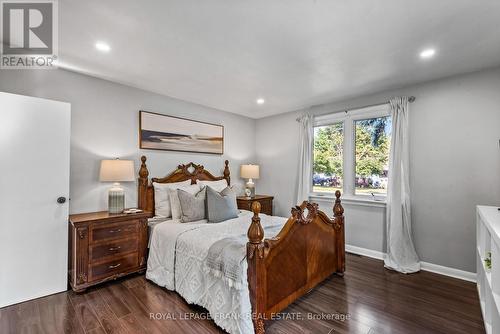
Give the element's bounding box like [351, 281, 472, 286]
[296, 96, 416, 121]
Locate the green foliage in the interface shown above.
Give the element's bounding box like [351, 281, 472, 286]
[485, 252, 492, 270]
[313, 123, 343, 177]
[356, 118, 388, 147]
[313, 118, 390, 178]
[355, 122, 390, 177]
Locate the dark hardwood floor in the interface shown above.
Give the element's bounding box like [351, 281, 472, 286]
[0, 253, 485, 334]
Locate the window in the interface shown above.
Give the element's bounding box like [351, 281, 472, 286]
[312, 105, 391, 199]
[354, 116, 391, 195]
[313, 123, 343, 193]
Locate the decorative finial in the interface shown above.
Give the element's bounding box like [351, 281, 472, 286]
[248, 202, 264, 244]
[334, 190, 344, 217]
[223, 160, 230, 185]
[252, 201, 261, 216]
[139, 156, 149, 180]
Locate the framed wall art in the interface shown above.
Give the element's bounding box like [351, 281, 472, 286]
[139, 111, 224, 155]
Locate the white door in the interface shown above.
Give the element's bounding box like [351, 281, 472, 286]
[0, 92, 71, 308]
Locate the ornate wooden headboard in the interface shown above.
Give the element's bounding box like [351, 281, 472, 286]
[137, 155, 230, 215]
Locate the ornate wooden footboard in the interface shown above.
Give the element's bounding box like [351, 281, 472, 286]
[136, 156, 344, 333]
[247, 191, 345, 334]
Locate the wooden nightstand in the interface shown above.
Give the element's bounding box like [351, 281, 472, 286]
[237, 195, 274, 216]
[68, 211, 151, 292]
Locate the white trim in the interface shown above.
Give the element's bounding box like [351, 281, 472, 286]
[310, 194, 386, 208]
[314, 103, 390, 126]
[350, 104, 390, 120]
[346, 244, 385, 259]
[312, 103, 391, 200]
[314, 111, 345, 126]
[420, 261, 477, 283]
[346, 244, 476, 282]
[344, 116, 355, 196]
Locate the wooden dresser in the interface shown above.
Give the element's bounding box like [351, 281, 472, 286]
[237, 195, 274, 216]
[68, 211, 151, 292]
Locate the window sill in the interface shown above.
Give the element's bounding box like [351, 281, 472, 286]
[309, 194, 387, 208]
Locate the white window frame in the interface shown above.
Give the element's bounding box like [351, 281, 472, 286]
[311, 103, 391, 202]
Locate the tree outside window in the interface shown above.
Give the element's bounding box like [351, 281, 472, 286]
[313, 114, 391, 197]
[354, 116, 391, 195]
[313, 123, 343, 193]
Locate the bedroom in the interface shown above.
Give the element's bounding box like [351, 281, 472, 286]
[0, 1, 499, 333]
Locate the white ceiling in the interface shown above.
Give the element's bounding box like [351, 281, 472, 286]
[59, 0, 500, 119]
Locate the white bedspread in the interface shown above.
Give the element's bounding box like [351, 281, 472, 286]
[146, 211, 287, 334]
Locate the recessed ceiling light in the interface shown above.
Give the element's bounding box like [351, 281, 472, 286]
[256, 98, 265, 105]
[95, 42, 111, 52]
[419, 48, 436, 59]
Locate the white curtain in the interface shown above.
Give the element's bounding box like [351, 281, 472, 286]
[384, 97, 420, 273]
[296, 113, 313, 204]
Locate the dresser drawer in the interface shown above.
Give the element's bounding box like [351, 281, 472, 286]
[91, 220, 138, 243]
[90, 238, 138, 263]
[69, 211, 150, 292]
[260, 200, 273, 216]
[89, 253, 138, 281]
[237, 198, 273, 216]
[238, 200, 253, 211]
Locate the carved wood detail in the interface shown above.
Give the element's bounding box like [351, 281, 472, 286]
[68, 211, 151, 292]
[254, 318, 265, 334]
[77, 228, 86, 239]
[134, 156, 345, 334]
[138, 218, 148, 267]
[246, 191, 345, 333]
[137, 155, 231, 215]
[77, 273, 87, 285]
[75, 227, 88, 286]
[291, 201, 319, 225]
[138, 156, 149, 211]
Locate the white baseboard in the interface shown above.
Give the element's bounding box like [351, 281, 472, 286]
[346, 244, 476, 283]
[346, 244, 385, 260]
[419, 261, 476, 282]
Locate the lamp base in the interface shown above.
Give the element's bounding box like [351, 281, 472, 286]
[245, 179, 256, 198]
[108, 183, 125, 214]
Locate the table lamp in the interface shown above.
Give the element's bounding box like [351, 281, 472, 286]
[100, 159, 135, 213]
[240, 164, 260, 198]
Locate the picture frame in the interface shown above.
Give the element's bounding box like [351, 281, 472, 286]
[139, 111, 224, 155]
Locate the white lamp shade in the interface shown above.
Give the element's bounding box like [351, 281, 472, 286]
[240, 164, 260, 179]
[99, 159, 135, 182]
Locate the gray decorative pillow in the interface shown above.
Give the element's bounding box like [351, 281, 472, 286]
[178, 187, 206, 223]
[168, 184, 201, 220]
[207, 186, 239, 223]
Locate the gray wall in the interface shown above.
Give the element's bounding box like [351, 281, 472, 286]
[0, 69, 257, 214]
[256, 67, 500, 272]
[2, 66, 499, 272]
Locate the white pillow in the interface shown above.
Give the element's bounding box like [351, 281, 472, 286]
[168, 184, 201, 220]
[228, 183, 244, 196]
[196, 179, 228, 192]
[153, 180, 191, 217]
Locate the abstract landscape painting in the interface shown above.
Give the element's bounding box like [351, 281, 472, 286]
[139, 111, 224, 154]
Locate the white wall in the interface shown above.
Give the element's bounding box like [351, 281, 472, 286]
[0, 69, 256, 214]
[256, 67, 500, 272]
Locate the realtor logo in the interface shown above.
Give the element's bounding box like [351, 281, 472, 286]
[1, 0, 58, 69]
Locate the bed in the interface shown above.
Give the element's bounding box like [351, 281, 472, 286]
[137, 156, 345, 334]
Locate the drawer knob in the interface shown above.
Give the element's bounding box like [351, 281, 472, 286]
[109, 246, 121, 251]
[109, 229, 122, 233]
[108, 263, 121, 269]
